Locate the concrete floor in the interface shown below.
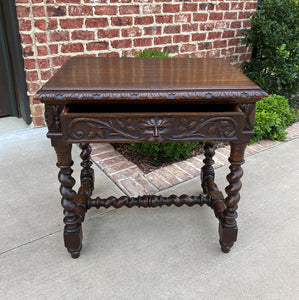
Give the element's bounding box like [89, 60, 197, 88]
[0, 121, 298, 299]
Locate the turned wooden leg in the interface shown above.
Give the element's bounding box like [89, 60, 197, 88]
[201, 142, 215, 194]
[52, 137, 82, 258]
[79, 143, 94, 195]
[219, 140, 247, 253]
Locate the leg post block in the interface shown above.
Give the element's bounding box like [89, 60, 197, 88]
[218, 222, 238, 253]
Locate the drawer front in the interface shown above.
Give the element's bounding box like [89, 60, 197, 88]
[61, 111, 244, 143]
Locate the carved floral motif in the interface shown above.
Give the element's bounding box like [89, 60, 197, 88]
[45, 104, 63, 133]
[37, 89, 267, 102]
[63, 115, 240, 142]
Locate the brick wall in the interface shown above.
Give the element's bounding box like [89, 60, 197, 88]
[15, 0, 257, 126]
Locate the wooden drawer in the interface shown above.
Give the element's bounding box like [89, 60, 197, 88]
[61, 104, 245, 143]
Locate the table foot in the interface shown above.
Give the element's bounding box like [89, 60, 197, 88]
[220, 241, 234, 253]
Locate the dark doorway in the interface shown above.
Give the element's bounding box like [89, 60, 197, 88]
[0, 1, 31, 124]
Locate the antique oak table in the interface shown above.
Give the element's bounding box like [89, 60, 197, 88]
[36, 57, 267, 258]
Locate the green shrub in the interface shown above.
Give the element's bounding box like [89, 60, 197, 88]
[129, 142, 198, 161]
[135, 48, 169, 58]
[252, 94, 298, 142]
[241, 0, 299, 98]
[127, 48, 198, 162]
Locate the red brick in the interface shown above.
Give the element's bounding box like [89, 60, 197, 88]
[228, 38, 240, 46]
[16, 0, 30, 3]
[49, 31, 70, 42]
[38, 58, 50, 69]
[19, 19, 32, 31]
[20, 34, 33, 44]
[97, 156, 127, 169]
[143, 5, 161, 14]
[26, 70, 39, 81]
[35, 32, 47, 43]
[213, 40, 227, 48]
[49, 44, 58, 55]
[86, 41, 109, 51]
[154, 36, 172, 45]
[95, 6, 118, 15]
[216, 3, 230, 11]
[16, 6, 30, 18]
[193, 13, 208, 22]
[72, 30, 94, 40]
[192, 33, 206, 42]
[175, 161, 200, 177]
[32, 6, 45, 17]
[28, 83, 41, 95]
[48, 19, 58, 30]
[134, 38, 152, 47]
[112, 17, 133, 26]
[34, 19, 46, 30]
[175, 14, 191, 23]
[122, 27, 142, 38]
[156, 15, 173, 24]
[245, 2, 257, 10]
[231, 2, 244, 10]
[198, 42, 212, 50]
[182, 24, 198, 32]
[24, 59, 36, 70]
[231, 21, 242, 29]
[200, 23, 215, 31]
[180, 44, 196, 52]
[51, 56, 70, 67]
[165, 164, 192, 181]
[199, 3, 215, 10]
[69, 5, 93, 16]
[222, 30, 235, 39]
[37, 45, 48, 56]
[60, 18, 84, 29]
[111, 39, 132, 49]
[163, 4, 180, 13]
[56, 0, 81, 3]
[209, 12, 223, 21]
[40, 70, 52, 81]
[164, 45, 179, 54]
[33, 116, 46, 127]
[143, 26, 162, 36]
[164, 25, 180, 34]
[47, 6, 66, 17]
[145, 173, 170, 190]
[104, 161, 136, 175]
[173, 35, 189, 43]
[98, 29, 120, 39]
[99, 52, 120, 58]
[208, 31, 222, 39]
[182, 3, 197, 11]
[135, 16, 154, 25]
[61, 43, 84, 53]
[225, 12, 238, 20]
[23, 45, 34, 57]
[120, 5, 140, 15]
[154, 168, 181, 186]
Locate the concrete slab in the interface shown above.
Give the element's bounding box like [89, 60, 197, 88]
[0, 129, 298, 299]
[0, 117, 29, 134]
[0, 127, 123, 254]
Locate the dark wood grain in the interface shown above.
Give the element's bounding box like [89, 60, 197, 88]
[39, 58, 266, 258]
[36, 58, 267, 104]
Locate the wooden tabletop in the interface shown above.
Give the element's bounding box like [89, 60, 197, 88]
[36, 57, 267, 103]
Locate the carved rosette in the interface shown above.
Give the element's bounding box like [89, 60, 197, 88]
[63, 115, 241, 143]
[238, 103, 256, 131]
[45, 104, 64, 133]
